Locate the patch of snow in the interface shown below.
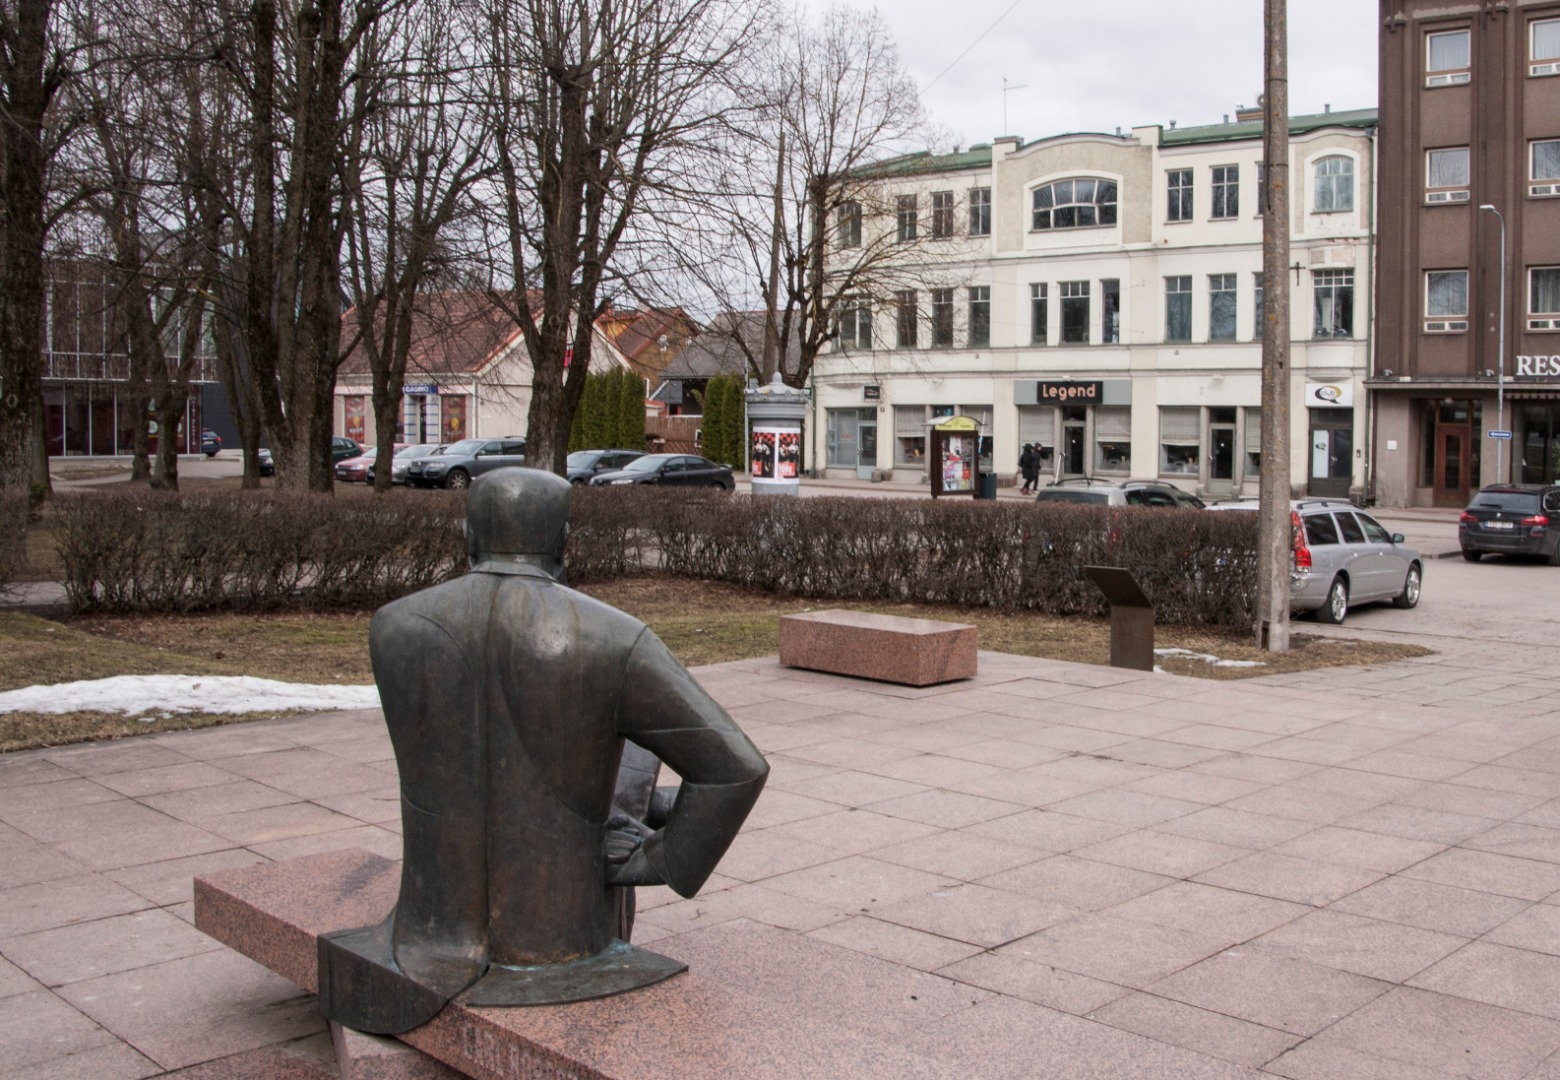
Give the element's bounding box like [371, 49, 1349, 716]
[1154, 647, 1267, 669]
[0, 675, 381, 716]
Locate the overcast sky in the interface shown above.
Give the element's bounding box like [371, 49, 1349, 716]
[885, 1, 1381, 150]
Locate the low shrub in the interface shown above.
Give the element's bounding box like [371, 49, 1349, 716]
[53, 485, 1260, 626]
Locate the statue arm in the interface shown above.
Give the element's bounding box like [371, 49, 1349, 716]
[604, 630, 768, 897]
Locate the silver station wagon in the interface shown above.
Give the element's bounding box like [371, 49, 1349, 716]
[1208, 498, 1423, 624]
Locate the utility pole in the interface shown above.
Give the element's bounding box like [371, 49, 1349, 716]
[1257, 0, 1292, 652]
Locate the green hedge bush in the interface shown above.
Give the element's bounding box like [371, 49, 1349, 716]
[52, 485, 1260, 625]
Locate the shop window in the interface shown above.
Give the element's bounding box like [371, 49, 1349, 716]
[1094, 406, 1131, 474]
[1030, 283, 1048, 345]
[1425, 270, 1469, 332]
[1209, 274, 1237, 341]
[1060, 281, 1089, 344]
[1426, 28, 1471, 87]
[1017, 405, 1056, 478]
[895, 406, 926, 467]
[1314, 269, 1354, 338]
[1160, 406, 1201, 475]
[826, 407, 875, 468]
[961, 405, 994, 472]
[1165, 276, 1192, 342]
[1426, 147, 1470, 203]
[1531, 267, 1560, 330]
[1244, 407, 1262, 475]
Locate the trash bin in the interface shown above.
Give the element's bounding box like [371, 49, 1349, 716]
[976, 473, 998, 500]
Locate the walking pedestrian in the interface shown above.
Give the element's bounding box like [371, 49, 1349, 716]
[1019, 443, 1038, 494]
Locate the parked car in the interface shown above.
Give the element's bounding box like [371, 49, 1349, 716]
[200, 429, 222, 456]
[257, 447, 274, 476]
[567, 449, 645, 484]
[335, 446, 396, 484]
[1458, 484, 1560, 565]
[589, 453, 735, 490]
[1034, 478, 1205, 508]
[405, 438, 526, 489]
[331, 436, 364, 464]
[1208, 498, 1422, 623]
[369, 443, 444, 486]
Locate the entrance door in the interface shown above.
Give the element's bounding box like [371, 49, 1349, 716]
[1434, 424, 1471, 507]
[1308, 410, 1354, 499]
[856, 419, 878, 481]
[1062, 407, 1086, 476]
[1209, 419, 1236, 498]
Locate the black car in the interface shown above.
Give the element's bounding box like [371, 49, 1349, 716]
[566, 449, 645, 484]
[589, 453, 735, 490]
[331, 436, 364, 464]
[1459, 484, 1560, 564]
[200, 429, 222, 456]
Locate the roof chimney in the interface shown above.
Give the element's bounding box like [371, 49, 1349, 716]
[1235, 97, 1264, 123]
[1324, 103, 1332, 113]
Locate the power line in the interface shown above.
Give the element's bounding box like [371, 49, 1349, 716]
[922, 0, 1024, 93]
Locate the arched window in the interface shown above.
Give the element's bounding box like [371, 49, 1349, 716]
[1314, 156, 1355, 212]
[1032, 178, 1118, 230]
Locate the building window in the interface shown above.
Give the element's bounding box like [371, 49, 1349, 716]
[1165, 276, 1192, 342]
[1101, 279, 1120, 344]
[1032, 178, 1118, 230]
[968, 187, 991, 236]
[896, 194, 918, 242]
[1209, 274, 1237, 341]
[1530, 267, 1560, 330]
[1167, 169, 1193, 222]
[1253, 272, 1264, 339]
[1060, 281, 1090, 344]
[1425, 270, 1469, 332]
[1426, 147, 1470, 203]
[1426, 28, 1471, 86]
[1532, 139, 1560, 196]
[895, 289, 918, 347]
[1244, 407, 1262, 476]
[1211, 165, 1239, 219]
[1256, 163, 1268, 216]
[837, 302, 871, 349]
[1314, 269, 1354, 338]
[930, 287, 954, 347]
[1534, 18, 1560, 75]
[1094, 406, 1131, 474]
[836, 201, 862, 247]
[895, 406, 926, 467]
[931, 191, 955, 239]
[826, 407, 876, 468]
[968, 286, 990, 347]
[1314, 156, 1355, 213]
[1030, 283, 1048, 345]
[1160, 407, 1201, 476]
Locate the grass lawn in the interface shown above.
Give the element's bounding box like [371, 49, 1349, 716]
[0, 576, 1429, 753]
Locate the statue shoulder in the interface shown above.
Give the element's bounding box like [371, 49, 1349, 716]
[555, 583, 649, 646]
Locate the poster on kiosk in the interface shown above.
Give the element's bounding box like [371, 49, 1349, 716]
[931, 416, 980, 498]
[750, 428, 800, 481]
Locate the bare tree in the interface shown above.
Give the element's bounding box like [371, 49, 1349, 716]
[471, 0, 762, 474]
[0, 0, 74, 501]
[341, 0, 491, 491]
[680, 5, 937, 388]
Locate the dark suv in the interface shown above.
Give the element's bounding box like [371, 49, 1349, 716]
[1459, 485, 1560, 564]
[1034, 478, 1205, 508]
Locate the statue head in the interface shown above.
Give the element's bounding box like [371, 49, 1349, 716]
[466, 467, 570, 581]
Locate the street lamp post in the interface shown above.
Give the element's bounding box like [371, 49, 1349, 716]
[1480, 204, 1507, 483]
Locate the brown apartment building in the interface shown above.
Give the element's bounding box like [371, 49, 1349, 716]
[1375, 0, 1560, 506]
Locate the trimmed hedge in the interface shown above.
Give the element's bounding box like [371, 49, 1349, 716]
[52, 486, 1260, 625]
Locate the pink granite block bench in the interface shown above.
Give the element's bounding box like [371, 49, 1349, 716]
[777, 610, 976, 687]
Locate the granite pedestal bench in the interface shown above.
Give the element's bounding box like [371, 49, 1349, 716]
[777, 609, 976, 687]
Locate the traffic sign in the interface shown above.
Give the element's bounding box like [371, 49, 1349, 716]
[1487, 430, 1513, 440]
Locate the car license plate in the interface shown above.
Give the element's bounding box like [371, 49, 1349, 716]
[1484, 521, 1514, 530]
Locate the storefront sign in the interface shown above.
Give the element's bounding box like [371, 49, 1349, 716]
[1036, 380, 1103, 403]
[1516, 355, 1560, 378]
[862, 385, 881, 401]
[1303, 382, 1354, 408]
[404, 384, 440, 395]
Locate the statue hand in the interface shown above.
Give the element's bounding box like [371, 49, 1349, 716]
[604, 814, 665, 886]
